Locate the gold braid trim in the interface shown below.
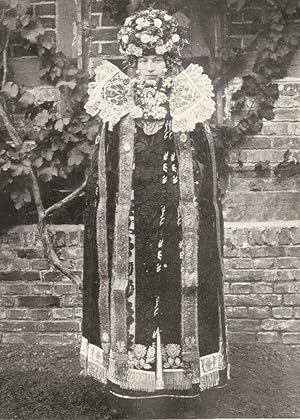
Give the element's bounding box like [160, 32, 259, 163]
[96, 123, 110, 350]
[173, 131, 200, 382]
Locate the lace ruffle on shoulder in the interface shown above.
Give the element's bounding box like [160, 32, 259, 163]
[170, 64, 215, 132]
[85, 60, 133, 130]
[85, 61, 215, 132]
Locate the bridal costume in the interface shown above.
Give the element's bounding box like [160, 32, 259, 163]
[80, 10, 229, 399]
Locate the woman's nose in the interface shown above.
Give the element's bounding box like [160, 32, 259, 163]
[147, 61, 154, 72]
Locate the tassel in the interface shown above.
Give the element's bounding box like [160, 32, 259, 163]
[125, 369, 156, 391]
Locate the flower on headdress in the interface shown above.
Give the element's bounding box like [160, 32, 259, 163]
[172, 34, 180, 43]
[164, 14, 172, 21]
[130, 106, 143, 119]
[122, 34, 129, 44]
[140, 33, 152, 44]
[126, 44, 143, 56]
[134, 344, 147, 359]
[154, 18, 162, 28]
[155, 45, 167, 55]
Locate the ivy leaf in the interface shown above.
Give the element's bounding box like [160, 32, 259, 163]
[41, 34, 55, 50]
[20, 15, 30, 27]
[33, 157, 43, 168]
[41, 149, 54, 161]
[9, 0, 18, 8]
[19, 91, 35, 106]
[34, 109, 49, 127]
[3, 15, 17, 31]
[67, 149, 84, 166]
[22, 21, 45, 43]
[37, 166, 58, 182]
[2, 82, 19, 98]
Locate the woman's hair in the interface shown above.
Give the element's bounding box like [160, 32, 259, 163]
[117, 8, 187, 68]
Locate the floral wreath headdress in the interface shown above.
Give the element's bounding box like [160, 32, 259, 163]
[117, 8, 187, 68]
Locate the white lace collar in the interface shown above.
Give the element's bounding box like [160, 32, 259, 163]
[85, 60, 215, 133]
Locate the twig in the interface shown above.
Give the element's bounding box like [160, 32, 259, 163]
[213, 32, 259, 90]
[1, 30, 10, 90]
[0, 98, 82, 289]
[45, 177, 87, 218]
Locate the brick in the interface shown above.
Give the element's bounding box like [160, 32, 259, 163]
[274, 108, 300, 121]
[278, 228, 291, 245]
[224, 260, 231, 270]
[31, 259, 50, 270]
[74, 308, 82, 318]
[39, 334, 62, 345]
[284, 294, 300, 305]
[278, 83, 300, 96]
[32, 284, 54, 295]
[223, 247, 243, 258]
[295, 307, 300, 319]
[272, 307, 293, 319]
[285, 247, 300, 257]
[252, 283, 273, 294]
[100, 42, 120, 55]
[41, 321, 80, 332]
[0, 321, 41, 332]
[249, 247, 285, 258]
[248, 306, 270, 319]
[248, 229, 265, 246]
[290, 227, 300, 245]
[277, 258, 300, 269]
[0, 296, 15, 307]
[253, 258, 275, 269]
[224, 282, 230, 294]
[282, 333, 300, 344]
[274, 282, 300, 293]
[2, 333, 40, 345]
[18, 296, 59, 308]
[231, 229, 249, 247]
[231, 283, 252, 294]
[257, 332, 280, 344]
[29, 309, 51, 320]
[17, 249, 44, 259]
[275, 95, 300, 108]
[52, 284, 77, 295]
[60, 295, 82, 307]
[228, 332, 256, 343]
[34, 3, 56, 16]
[59, 248, 83, 260]
[62, 333, 81, 344]
[39, 16, 56, 29]
[225, 294, 282, 306]
[226, 306, 248, 318]
[68, 232, 80, 247]
[0, 309, 7, 319]
[231, 259, 252, 269]
[263, 228, 278, 246]
[261, 319, 300, 332]
[8, 309, 28, 320]
[228, 319, 261, 332]
[42, 271, 64, 282]
[225, 270, 266, 282]
[52, 231, 66, 247]
[0, 284, 30, 295]
[92, 27, 120, 42]
[276, 270, 300, 281]
[52, 309, 73, 319]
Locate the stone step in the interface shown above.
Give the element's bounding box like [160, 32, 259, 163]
[223, 191, 300, 222]
[228, 174, 299, 193]
[227, 148, 300, 164]
[235, 136, 300, 150]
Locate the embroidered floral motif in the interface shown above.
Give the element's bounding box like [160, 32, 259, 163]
[133, 344, 156, 370]
[163, 343, 182, 369]
[116, 340, 126, 353]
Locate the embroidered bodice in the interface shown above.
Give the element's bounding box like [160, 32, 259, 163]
[85, 60, 215, 133]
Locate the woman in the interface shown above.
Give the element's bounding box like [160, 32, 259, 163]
[81, 7, 229, 399]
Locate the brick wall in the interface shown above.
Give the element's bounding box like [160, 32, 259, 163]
[1, 223, 300, 345]
[0, 226, 83, 345]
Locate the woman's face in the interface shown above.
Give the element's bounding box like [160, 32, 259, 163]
[137, 55, 166, 82]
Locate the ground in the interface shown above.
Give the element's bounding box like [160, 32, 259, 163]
[0, 343, 299, 419]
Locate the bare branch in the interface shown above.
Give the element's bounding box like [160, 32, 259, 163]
[0, 97, 82, 289]
[213, 32, 259, 90]
[45, 176, 87, 218]
[1, 30, 10, 90]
